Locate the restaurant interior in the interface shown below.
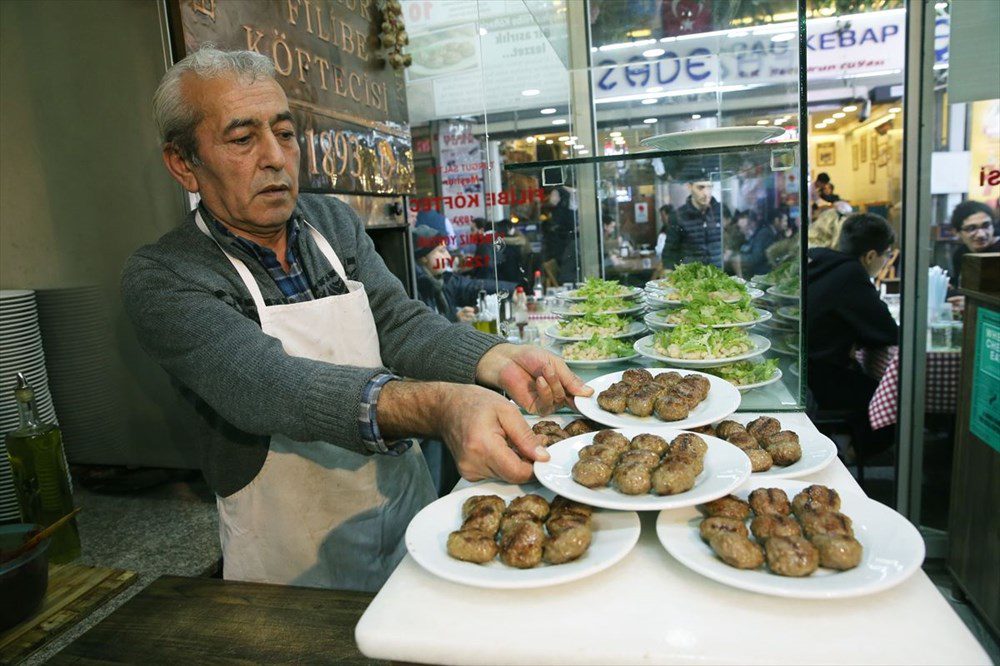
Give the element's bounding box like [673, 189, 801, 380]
[0, 0, 998, 663]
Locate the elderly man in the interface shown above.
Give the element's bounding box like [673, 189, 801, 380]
[122, 48, 590, 592]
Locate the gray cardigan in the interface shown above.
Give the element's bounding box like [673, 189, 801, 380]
[121, 194, 502, 496]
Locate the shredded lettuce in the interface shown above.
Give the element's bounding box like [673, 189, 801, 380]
[571, 295, 631, 314]
[562, 335, 634, 360]
[653, 324, 753, 359]
[704, 359, 779, 386]
[660, 263, 746, 301]
[665, 295, 757, 326]
[556, 314, 629, 337]
[574, 277, 632, 299]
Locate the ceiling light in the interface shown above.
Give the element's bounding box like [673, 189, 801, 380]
[643, 118, 657, 124]
[773, 119, 783, 125]
[609, 131, 622, 137]
[814, 123, 825, 129]
[521, 89, 541, 96]
[558, 136, 570, 141]
[643, 48, 666, 58]
[691, 114, 701, 119]
[756, 119, 770, 125]
[552, 119, 567, 125]
[526, 136, 536, 143]
[535, 135, 546, 140]
[641, 98, 658, 105]
[833, 112, 846, 118]
[570, 136, 578, 140]
[545, 139, 553, 144]
[771, 33, 795, 42]
[562, 150, 569, 155]
[843, 105, 858, 112]
[540, 107, 557, 115]
[479, 27, 488, 36]
[578, 149, 590, 155]
[889, 106, 902, 113]
[613, 137, 626, 144]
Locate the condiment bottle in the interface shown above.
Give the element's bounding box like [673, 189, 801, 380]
[533, 270, 544, 300]
[5, 373, 81, 563]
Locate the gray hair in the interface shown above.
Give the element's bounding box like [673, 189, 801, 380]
[153, 46, 275, 164]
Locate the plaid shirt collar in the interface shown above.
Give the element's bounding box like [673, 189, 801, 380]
[200, 204, 314, 303]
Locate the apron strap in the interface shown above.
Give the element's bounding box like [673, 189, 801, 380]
[301, 220, 349, 283]
[194, 211, 268, 315]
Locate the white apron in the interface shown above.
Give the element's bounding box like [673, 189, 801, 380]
[195, 212, 435, 592]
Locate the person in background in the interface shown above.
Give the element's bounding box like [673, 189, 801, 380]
[412, 225, 515, 323]
[737, 209, 777, 278]
[654, 203, 675, 258]
[468, 217, 494, 280]
[547, 186, 579, 284]
[661, 167, 723, 268]
[765, 208, 798, 267]
[810, 172, 834, 218]
[949, 200, 999, 287]
[724, 210, 749, 275]
[807, 207, 846, 249]
[415, 209, 455, 249]
[806, 213, 899, 460]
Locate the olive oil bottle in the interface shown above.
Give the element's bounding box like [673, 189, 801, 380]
[5, 372, 81, 562]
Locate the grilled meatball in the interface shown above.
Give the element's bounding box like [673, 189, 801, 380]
[597, 389, 628, 413]
[613, 462, 653, 495]
[668, 433, 708, 458]
[564, 419, 598, 437]
[550, 496, 593, 518]
[650, 459, 698, 495]
[572, 458, 613, 488]
[750, 514, 803, 541]
[726, 431, 759, 451]
[499, 521, 545, 568]
[709, 533, 764, 569]
[609, 380, 640, 395]
[630, 433, 669, 456]
[653, 395, 690, 421]
[670, 382, 704, 409]
[798, 510, 854, 539]
[745, 448, 774, 473]
[748, 488, 791, 516]
[763, 431, 802, 466]
[699, 516, 749, 543]
[545, 511, 591, 536]
[579, 443, 622, 467]
[462, 495, 505, 520]
[532, 420, 564, 435]
[627, 384, 666, 417]
[618, 449, 661, 469]
[622, 368, 654, 386]
[680, 375, 711, 401]
[543, 524, 592, 564]
[700, 495, 752, 520]
[499, 511, 539, 534]
[811, 535, 863, 570]
[592, 429, 630, 453]
[447, 529, 498, 563]
[765, 536, 820, 577]
[508, 494, 550, 521]
[792, 485, 841, 516]
[688, 424, 716, 437]
[462, 503, 503, 534]
[746, 416, 781, 440]
[651, 371, 683, 388]
[715, 420, 747, 438]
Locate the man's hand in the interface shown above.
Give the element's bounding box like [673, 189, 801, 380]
[475, 343, 593, 415]
[456, 306, 476, 323]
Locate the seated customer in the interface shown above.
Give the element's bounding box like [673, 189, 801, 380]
[807, 213, 899, 458]
[949, 200, 999, 287]
[737, 210, 777, 278]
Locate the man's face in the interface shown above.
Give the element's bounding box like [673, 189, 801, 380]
[423, 244, 451, 276]
[688, 181, 711, 208]
[173, 74, 300, 233]
[736, 216, 751, 236]
[958, 212, 996, 252]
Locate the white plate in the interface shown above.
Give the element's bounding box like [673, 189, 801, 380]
[789, 364, 801, 377]
[768, 344, 797, 358]
[405, 481, 640, 589]
[534, 428, 751, 512]
[575, 368, 741, 430]
[644, 288, 764, 307]
[558, 286, 644, 302]
[552, 304, 646, 318]
[547, 345, 641, 368]
[633, 334, 771, 368]
[776, 306, 800, 322]
[640, 126, 786, 151]
[643, 308, 772, 330]
[715, 367, 784, 392]
[656, 478, 925, 599]
[720, 414, 838, 479]
[749, 274, 775, 287]
[546, 320, 648, 342]
[766, 285, 800, 300]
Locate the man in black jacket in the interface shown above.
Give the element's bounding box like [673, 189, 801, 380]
[807, 213, 898, 457]
[661, 169, 723, 269]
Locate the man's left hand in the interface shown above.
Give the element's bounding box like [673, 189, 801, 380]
[476, 343, 593, 415]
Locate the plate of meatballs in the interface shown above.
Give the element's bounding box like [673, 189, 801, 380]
[534, 428, 751, 511]
[701, 416, 838, 479]
[406, 482, 641, 589]
[656, 479, 926, 599]
[576, 368, 742, 430]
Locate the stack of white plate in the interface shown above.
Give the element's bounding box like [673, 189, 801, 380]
[36, 286, 127, 463]
[0, 290, 59, 522]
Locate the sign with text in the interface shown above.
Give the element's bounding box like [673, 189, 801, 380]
[970, 307, 1000, 450]
[169, 0, 414, 194]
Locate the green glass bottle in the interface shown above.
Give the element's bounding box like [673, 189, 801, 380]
[5, 372, 81, 563]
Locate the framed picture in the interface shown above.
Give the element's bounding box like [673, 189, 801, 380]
[852, 143, 860, 170]
[816, 142, 836, 166]
[877, 145, 890, 167]
[870, 134, 878, 163]
[869, 159, 877, 184]
[860, 134, 867, 162]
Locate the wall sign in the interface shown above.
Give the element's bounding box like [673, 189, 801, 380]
[970, 307, 1000, 451]
[168, 0, 414, 195]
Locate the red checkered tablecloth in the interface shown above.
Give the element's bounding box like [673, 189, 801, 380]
[866, 347, 962, 430]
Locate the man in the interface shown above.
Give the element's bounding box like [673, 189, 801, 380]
[949, 200, 999, 286]
[122, 48, 590, 592]
[661, 168, 723, 268]
[806, 213, 898, 457]
[737, 209, 777, 278]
